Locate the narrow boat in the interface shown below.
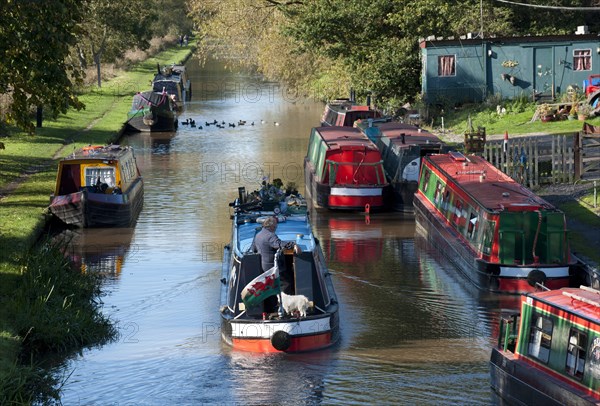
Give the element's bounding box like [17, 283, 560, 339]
[221, 186, 340, 352]
[491, 286, 600, 404]
[355, 118, 447, 212]
[49, 145, 143, 228]
[320, 94, 380, 127]
[304, 126, 390, 210]
[152, 64, 192, 110]
[126, 90, 178, 132]
[414, 151, 576, 294]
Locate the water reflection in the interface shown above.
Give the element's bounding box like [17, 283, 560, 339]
[53, 227, 136, 277]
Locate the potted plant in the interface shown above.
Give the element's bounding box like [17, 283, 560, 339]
[578, 103, 592, 121]
[538, 104, 555, 122]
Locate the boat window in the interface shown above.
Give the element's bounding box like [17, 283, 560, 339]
[421, 168, 431, 193]
[528, 312, 553, 363]
[433, 181, 444, 206]
[85, 166, 116, 187]
[466, 212, 479, 240]
[565, 329, 587, 379]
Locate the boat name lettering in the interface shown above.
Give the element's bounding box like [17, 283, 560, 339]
[455, 170, 486, 175]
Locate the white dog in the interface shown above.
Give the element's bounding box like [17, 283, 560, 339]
[279, 292, 311, 317]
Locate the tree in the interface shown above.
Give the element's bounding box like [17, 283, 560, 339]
[77, 0, 155, 87]
[0, 0, 85, 133]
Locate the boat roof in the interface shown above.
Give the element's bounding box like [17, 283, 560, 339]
[528, 287, 600, 326]
[234, 212, 316, 255]
[377, 122, 443, 146]
[325, 100, 374, 114]
[60, 145, 134, 162]
[315, 127, 379, 151]
[426, 152, 555, 211]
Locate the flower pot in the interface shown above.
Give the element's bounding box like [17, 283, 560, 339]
[541, 115, 554, 123]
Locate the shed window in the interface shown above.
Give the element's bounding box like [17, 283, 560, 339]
[438, 55, 456, 77]
[528, 313, 553, 363]
[573, 49, 591, 71]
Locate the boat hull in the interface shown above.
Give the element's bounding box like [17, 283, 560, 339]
[304, 160, 387, 210]
[490, 348, 597, 405]
[126, 113, 177, 132]
[390, 180, 418, 213]
[221, 314, 339, 353]
[414, 193, 571, 294]
[50, 179, 143, 228]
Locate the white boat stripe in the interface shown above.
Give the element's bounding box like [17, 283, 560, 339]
[330, 187, 382, 196]
[499, 266, 570, 278]
[231, 318, 331, 338]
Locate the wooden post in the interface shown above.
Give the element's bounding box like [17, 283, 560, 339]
[574, 131, 581, 180]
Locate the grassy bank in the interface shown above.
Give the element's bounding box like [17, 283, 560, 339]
[0, 42, 195, 403]
[432, 98, 600, 137]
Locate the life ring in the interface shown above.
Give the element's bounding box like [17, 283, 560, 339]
[527, 269, 547, 287]
[82, 145, 104, 155]
[271, 330, 291, 351]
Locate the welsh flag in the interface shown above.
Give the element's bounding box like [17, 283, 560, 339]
[240, 265, 281, 308]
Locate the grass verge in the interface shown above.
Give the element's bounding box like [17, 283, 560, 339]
[0, 41, 195, 403]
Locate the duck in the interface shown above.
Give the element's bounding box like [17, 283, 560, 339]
[190, 119, 196, 127]
[229, 123, 236, 128]
[274, 122, 280, 126]
[181, 118, 189, 125]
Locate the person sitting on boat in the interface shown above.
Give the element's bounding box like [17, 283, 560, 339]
[251, 217, 297, 294]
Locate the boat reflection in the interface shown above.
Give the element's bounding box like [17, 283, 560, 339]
[415, 234, 521, 342]
[225, 349, 335, 404]
[53, 227, 136, 277]
[316, 213, 383, 264]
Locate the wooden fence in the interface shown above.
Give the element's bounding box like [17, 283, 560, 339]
[481, 135, 575, 188]
[574, 124, 600, 180]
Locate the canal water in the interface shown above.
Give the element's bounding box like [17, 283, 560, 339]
[57, 57, 518, 404]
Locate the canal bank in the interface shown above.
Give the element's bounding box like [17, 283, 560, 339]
[0, 42, 195, 403]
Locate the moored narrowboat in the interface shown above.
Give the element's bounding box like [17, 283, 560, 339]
[304, 126, 390, 211]
[126, 90, 178, 132]
[355, 119, 447, 212]
[320, 95, 380, 127]
[220, 186, 340, 352]
[414, 151, 576, 294]
[49, 145, 143, 228]
[491, 286, 600, 404]
[152, 64, 192, 109]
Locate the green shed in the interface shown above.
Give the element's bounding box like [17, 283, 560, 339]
[420, 32, 600, 105]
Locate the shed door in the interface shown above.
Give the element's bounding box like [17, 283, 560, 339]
[534, 47, 554, 99]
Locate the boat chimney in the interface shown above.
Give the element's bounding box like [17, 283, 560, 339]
[157, 63, 161, 75]
[350, 88, 355, 103]
[401, 133, 406, 144]
[238, 186, 247, 204]
[366, 92, 371, 107]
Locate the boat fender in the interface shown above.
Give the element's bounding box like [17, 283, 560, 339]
[271, 330, 291, 351]
[527, 269, 547, 287]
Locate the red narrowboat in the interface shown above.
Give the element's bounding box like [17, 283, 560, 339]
[304, 126, 389, 210]
[414, 151, 576, 294]
[492, 286, 600, 404]
[320, 96, 380, 127]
